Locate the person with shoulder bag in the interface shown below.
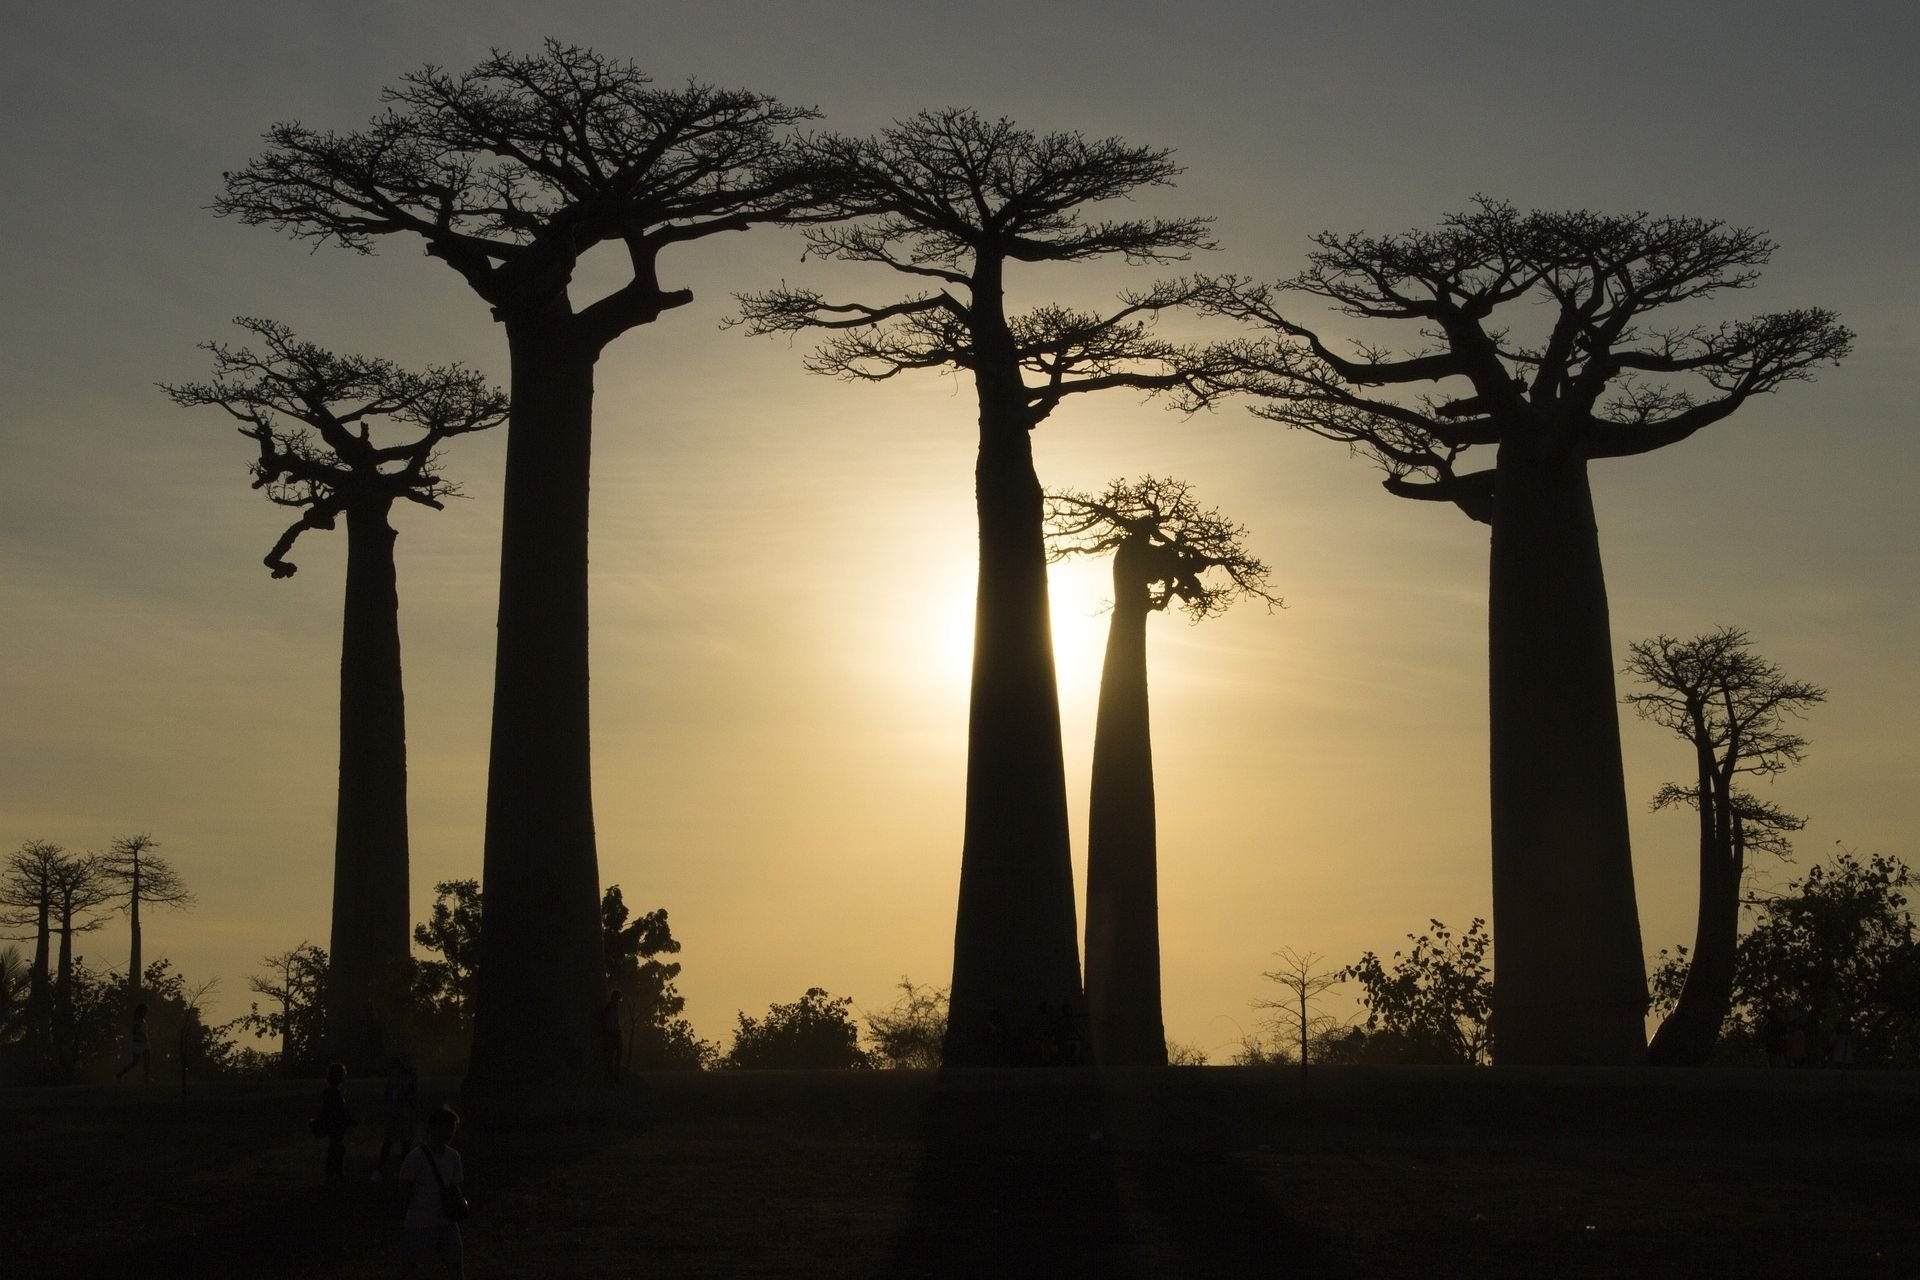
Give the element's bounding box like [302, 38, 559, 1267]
[399, 1104, 468, 1276]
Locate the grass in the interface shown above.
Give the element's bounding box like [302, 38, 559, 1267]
[5, 1065, 1916, 1278]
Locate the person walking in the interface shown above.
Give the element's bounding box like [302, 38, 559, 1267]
[113, 1003, 150, 1083]
[373, 1054, 420, 1181]
[318, 1062, 353, 1181]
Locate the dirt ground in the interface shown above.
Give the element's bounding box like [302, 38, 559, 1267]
[5, 1065, 1916, 1278]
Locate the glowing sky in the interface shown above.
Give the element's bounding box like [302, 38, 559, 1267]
[3, 0, 1915, 1057]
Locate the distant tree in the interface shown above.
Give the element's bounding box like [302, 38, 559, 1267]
[737, 109, 1223, 1066]
[236, 942, 330, 1071]
[1164, 1041, 1210, 1067]
[413, 880, 483, 1028]
[165, 320, 504, 1067]
[0, 840, 68, 1055]
[218, 42, 826, 1101]
[1252, 948, 1348, 1081]
[1201, 202, 1851, 1065]
[722, 988, 872, 1070]
[1344, 919, 1494, 1065]
[1624, 629, 1824, 1066]
[94, 834, 194, 999]
[1227, 1034, 1294, 1067]
[1049, 477, 1277, 1065]
[46, 852, 113, 1073]
[601, 885, 712, 1071]
[0, 946, 27, 1046]
[864, 977, 949, 1070]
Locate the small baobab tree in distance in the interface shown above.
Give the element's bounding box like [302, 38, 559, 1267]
[1200, 201, 1851, 1064]
[95, 834, 192, 999]
[164, 318, 505, 1067]
[1047, 476, 1278, 1065]
[216, 41, 826, 1101]
[735, 110, 1222, 1065]
[1625, 627, 1824, 1067]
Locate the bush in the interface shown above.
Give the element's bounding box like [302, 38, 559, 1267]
[722, 988, 871, 1070]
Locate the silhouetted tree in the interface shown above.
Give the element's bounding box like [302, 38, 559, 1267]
[0, 946, 27, 1048]
[236, 943, 330, 1071]
[722, 987, 871, 1070]
[1048, 477, 1276, 1065]
[1345, 919, 1493, 1065]
[601, 885, 712, 1070]
[0, 840, 67, 1057]
[1658, 850, 1919, 1066]
[94, 834, 193, 999]
[864, 977, 949, 1069]
[1252, 948, 1347, 1085]
[1625, 629, 1824, 1066]
[736, 110, 1221, 1065]
[1201, 202, 1851, 1064]
[165, 318, 504, 1068]
[47, 852, 112, 1074]
[217, 41, 824, 1101]
[413, 879, 483, 1030]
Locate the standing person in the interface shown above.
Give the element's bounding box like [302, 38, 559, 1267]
[373, 1054, 420, 1181]
[114, 1003, 150, 1083]
[318, 1062, 353, 1182]
[399, 1105, 466, 1277]
[602, 990, 625, 1085]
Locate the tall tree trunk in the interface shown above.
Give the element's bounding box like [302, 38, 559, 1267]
[325, 498, 412, 1069]
[1648, 743, 1737, 1066]
[943, 375, 1085, 1066]
[27, 902, 50, 1050]
[127, 862, 142, 996]
[1083, 539, 1166, 1066]
[466, 321, 608, 1106]
[1487, 444, 1647, 1065]
[54, 913, 75, 1075]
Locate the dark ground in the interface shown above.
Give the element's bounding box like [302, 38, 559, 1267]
[4, 1066, 1916, 1278]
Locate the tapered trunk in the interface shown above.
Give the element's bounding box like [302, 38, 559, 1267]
[127, 865, 142, 995]
[325, 499, 412, 1068]
[27, 903, 50, 1045]
[1083, 540, 1166, 1066]
[54, 912, 75, 1073]
[1649, 768, 1742, 1066]
[466, 321, 608, 1106]
[943, 335, 1085, 1066]
[1487, 444, 1647, 1065]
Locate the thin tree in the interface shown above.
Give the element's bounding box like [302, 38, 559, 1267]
[165, 319, 504, 1067]
[216, 42, 825, 1100]
[1624, 628, 1824, 1066]
[0, 840, 66, 1053]
[1047, 476, 1277, 1065]
[1199, 201, 1851, 1064]
[1253, 947, 1346, 1091]
[49, 852, 113, 1072]
[95, 835, 193, 999]
[241, 943, 330, 1069]
[735, 109, 1221, 1065]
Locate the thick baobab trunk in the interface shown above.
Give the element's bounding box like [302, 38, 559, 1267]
[1487, 444, 1647, 1065]
[943, 390, 1086, 1067]
[1650, 779, 1741, 1067]
[127, 878, 142, 996]
[466, 322, 608, 1107]
[325, 499, 412, 1069]
[1083, 539, 1166, 1066]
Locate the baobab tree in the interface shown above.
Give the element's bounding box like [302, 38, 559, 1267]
[1046, 477, 1277, 1065]
[735, 110, 1221, 1065]
[0, 840, 67, 1054]
[164, 318, 505, 1067]
[95, 835, 193, 999]
[1625, 628, 1823, 1066]
[48, 852, 112, 1072]
[1200, 201, 1851, 1064]
[216, 42, 824, 1099]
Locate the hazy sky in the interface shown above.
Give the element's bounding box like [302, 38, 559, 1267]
[3, 1, 1915, 1057]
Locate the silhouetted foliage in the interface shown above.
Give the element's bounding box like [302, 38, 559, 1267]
[217, 40, 828, 1100]
[0, 946, 28, 1048]
[601, 886, 714, 1071]
[1200, 201, 1851, 1065]
[413, 880, 482, 1027]
[1344, 919, 1494, 1065]
[736, 109, 1223, 1067]
[1625, 629, 1824, 1066]
[1048, 477, 1277, 1065]
[1163, 1041, 1210, 1066]
[0, 840, 68, 1059]
[722, 988, 872, 1070]
[234, 943, 330, 1073]
[863, 977, 948, 1069]
[1657, 850, 1919, 1067]
[95, 834, 192, 999]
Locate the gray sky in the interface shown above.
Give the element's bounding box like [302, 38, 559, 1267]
[3, 0, 1915, 1055]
